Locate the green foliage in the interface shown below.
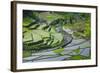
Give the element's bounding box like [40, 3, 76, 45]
[73, 32, 85, 39]
[84, 23, 91, 39]
[53, 47, 64, 56]
[23, 17, 33, 27]
[61, 12, 91, 39]
[73, 48, 80, 54]
[23, 21, 64, 51]
[73, 22, 91, 39]
[70, 55, 88, 60]
[23, 50, 32, 58]
[69, 47, 91, 60]
[23, 27, 29, 33]
[23, 10, 91, 59]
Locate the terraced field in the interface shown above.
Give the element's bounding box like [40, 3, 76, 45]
[22, 10, 91, 62]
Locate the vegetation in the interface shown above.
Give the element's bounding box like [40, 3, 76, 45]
[23, 10, 91, 60]
[23, 50, 32, 58]
[53, 47, 64, 56]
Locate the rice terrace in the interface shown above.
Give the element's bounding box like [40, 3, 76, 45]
[23, 10, 91, 63]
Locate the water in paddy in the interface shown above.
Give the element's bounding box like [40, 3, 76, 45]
[23, 29, 91, 63]
[23, 11, 91, 63]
